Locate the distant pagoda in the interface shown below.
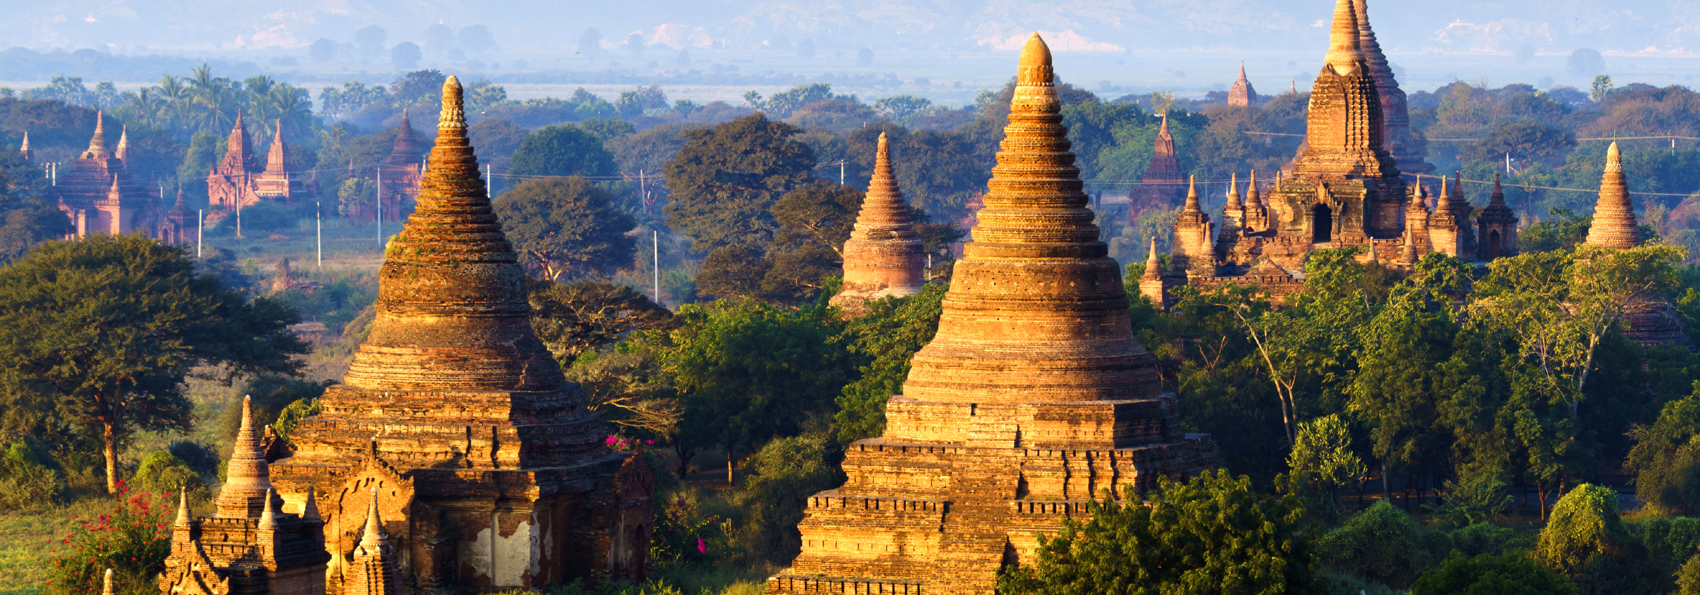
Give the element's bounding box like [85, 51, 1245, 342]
[1127, 112, 1188, 224]
[271, 77, 654, 592]
[1228, 62, 1258, 107]
[768, 34, 1216, 595]
[830, 132, 926, 316]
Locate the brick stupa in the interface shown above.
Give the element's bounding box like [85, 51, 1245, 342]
[830, 132, 926, 316]
[1583, 142, 1692, 348]
[1127, 113, 1187, 224]
[1353, 0, 1432, 176]
[767, 34, 1217, 595]
[271, 76, 653, 592]
[1228, 62, 1258, 107]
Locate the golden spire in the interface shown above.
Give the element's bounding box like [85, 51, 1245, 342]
[84, 111, 109, 158]
[1410, 175, 1427, 207]
[1323, 0, 1366, 76]
[257, 489, 279, 530]
[1225, 172, 1243, 209]
[115, 124, 129, 162]
[1585, 141, 1640, 249]
[301, 484, 320, 523]
[1182, 175, 1200, 212]
[359, 488, 387, 554]
[832, 131, 926, 313]
[174, 487, 191, 527]
[1159, 112, 1171, 137]
[1141, 237, 1162, 281]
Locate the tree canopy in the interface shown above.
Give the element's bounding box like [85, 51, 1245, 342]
[508, 123, 618, 179]
[493, 176, 636, 282]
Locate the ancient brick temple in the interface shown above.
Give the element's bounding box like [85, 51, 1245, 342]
[830, 132, 926, 316]
[158, 185, 199, 246]
[1228, 62, 1258, 107]
[1353, 0, 1432, 177]
[208, 113, 318, 213]
[270, 76, 652, 592]
[1127, 113, 1187, 224]
[1155, 0, 1501, 306]
[1585, 142, 1692, 348]
[373, 109, 427, 223]
[768, 34, 1216, 595]
[159, 397, 331, 595]
[40, 112, 161, 238]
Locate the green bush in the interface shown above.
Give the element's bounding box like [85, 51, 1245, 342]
[1533, 484, 1629, 577]
[1679, 553, 1700, 595]
[1427, 473, 1515, 526]
[0, 442, 63, 511]
[1410, 553, 1579, 595]
[272, 397, 322, 442]
[1318, 500, 1432, 588]
[733, 432, 844, 563]
[1316, 572, 1400, 595]
[132, 451, 207, 499]
[46, 483, 173, 595]
[1627, 388, 1700, 516]
[1447, 522, 1522, 558]
[166, 440, 220, 477]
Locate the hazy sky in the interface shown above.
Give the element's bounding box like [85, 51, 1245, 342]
[4, 0, 1696, 58]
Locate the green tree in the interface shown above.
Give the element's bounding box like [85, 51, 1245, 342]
[663, 114, 815, 251]
[1287, 414, 1365, 517]
[1410, 553, 1580, 595]
[643, 299, 850, 466]
[734, 431, 845, 563]
[1625, 383, 1700, 515]
[833, 284, 947, 444]
[0, 236, 305, 492]
[1318, 501, 1434, 589]
[508, 124, 617, 179]
[1520, 209, 1592, 253]
[1534, 484, 1630, 577]
[1461, 122, 1577, 166]
[337, 177, 376, 219]
[493, 176, 636, 281]
[760, 184, 862, 300]
[528, 280, 675, 363]
[999, 470, 1320, 595]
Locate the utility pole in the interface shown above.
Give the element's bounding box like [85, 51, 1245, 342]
[653, 230, 660, 305]
[316, 201, 323, 268]
[840, 160, 845, 185]
[196, 209, 203, 258]
[485, 163, 491, 198]
[376, 168, 383, 246]
[236, 201, 242, 239]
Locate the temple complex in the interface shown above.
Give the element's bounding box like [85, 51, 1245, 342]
[207, 114, 318, 213]
[1228, 63, 1258, 107]
[372, 109, 427, 223]
[159, 397, 331, 595]
[42, 113, 161, 238]
[270, 77, 653, 592]
[1155, 0, 1504, 306]
[768, 34, 1216, 595]
[830, 132, 926, 316]
[158, 185, 199, 246]
[1127, 113, 1188, 224]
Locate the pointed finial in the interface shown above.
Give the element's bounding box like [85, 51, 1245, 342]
[175, 487, 191, 526]
[1141, 237, 1162, 281]
[1437, 173, 1450, 201]
[1367, 241, 1379, 263]
[234, 108, 243, 126]
[1324, 0, 1365, 76]
[1606, 141, 1622, 171]
[1017, 33, 1054, 87]
[1239, 61, 1248, 81]
[359, 487, 386, 553]
[401, 106, 412, 128]
[440, 76, 465, 130]
[103, 568, 114, 595]
[1159, 112, 1170, 135]
[302, 484, 321, 523]
[1248, 170, 1260, 198]
[20, 131, 28, 150]
[257, 489, 278, 530]
[1490, 173, 1506, 205]
[1183, 175, 1200, 211]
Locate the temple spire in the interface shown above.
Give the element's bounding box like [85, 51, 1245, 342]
[1225, 173, 1243, 210]
[1324, 0, 1366, 76]
[83, 112, 110, 159]
[265, 119, 286, 173]
[1141, 238, 1161, 281]
[1585, 141, 1641, 249]
[1182, 175, 1201, 212]
[175, 487, 191, 527]
[214, 396, 282, 518]
[19, 131, 30, 161]
[1490, 173, 1506, 206]
[115, 125, 129, 164]
[830, 131, 925, 314]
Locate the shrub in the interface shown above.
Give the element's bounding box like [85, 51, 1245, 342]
[1447, 522, 1522, 558]
[1679, 553, 1700, 595]
[1533, 484, 1629, 576]
[1318, 500, 1432, 588]
[734, 432, 844, 563]
[1427, 473, 1515, 526]
[1410, 553, 1579, 595]
[132, 451, 206, 499]
[165, 440, 220, 477]
[650, 494, 724, 567]
[1626, 388, 1700, 516]
[0, 442, 64, 511]
[46, 481, 173, 594]
[998, 470, 1319, 595]
[272, 397, 322, 442]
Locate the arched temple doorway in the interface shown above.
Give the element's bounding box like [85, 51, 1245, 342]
[1312, 204, 1333, 243]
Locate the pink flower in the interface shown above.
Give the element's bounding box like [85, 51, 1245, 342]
[696, 538, 707, 554]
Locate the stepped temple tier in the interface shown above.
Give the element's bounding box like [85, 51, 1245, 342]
[830, 132, 927, 316]
[271, 76, 654, 592]
[35, 112, 163, 238]
[1155, 0, 1504, 308]
[1127, 113, 1187, 224]
[160, 397, 331, 595]
[767, 34, 1217, 595]
[1584, 142, 1692, 349]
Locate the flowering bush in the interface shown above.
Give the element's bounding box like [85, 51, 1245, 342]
[649, 495, 725, 566]
[46, 481, 173, 594]
[605, 435, 657, 453]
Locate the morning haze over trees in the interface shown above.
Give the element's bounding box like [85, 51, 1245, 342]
[10, 1, 1700, 594]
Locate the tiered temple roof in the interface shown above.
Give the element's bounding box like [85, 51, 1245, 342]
[830, 132, 927, 316]
[1585, 142, 1640, 249]
[51, 112, 159, 238]
[1128, 113, 1187, 223]
[1228, 62, 1259, 107]
[1353, 0, 1433, 176]
[271, 77, 653, 591]
[768, 34, 1215, 595]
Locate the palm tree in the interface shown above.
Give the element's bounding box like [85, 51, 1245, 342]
[192, 84, 240, 133]
[157, 75, 191, 129]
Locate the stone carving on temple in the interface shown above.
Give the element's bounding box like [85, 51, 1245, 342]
[269, 76, 654, 592]
[158, 397, 331, 595]
[830, 132, 927, 316]
[766, 33, 1217, 595]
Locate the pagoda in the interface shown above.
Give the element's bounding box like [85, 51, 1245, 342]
[270, 77, 654, 592]
[1353, 0, 1433, 176]
[1127, 113, 1187, 224]
[1584, 142, 1692, 349]
[767, 34, 1216, 595]
[374, 109, 427, 222]
[1228, 62, 1259, 107]
[829, 132, 927, 316]
[49, 112, 160, 238]
[158, 397, 331, 595]
[207, 115, 317, 212]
